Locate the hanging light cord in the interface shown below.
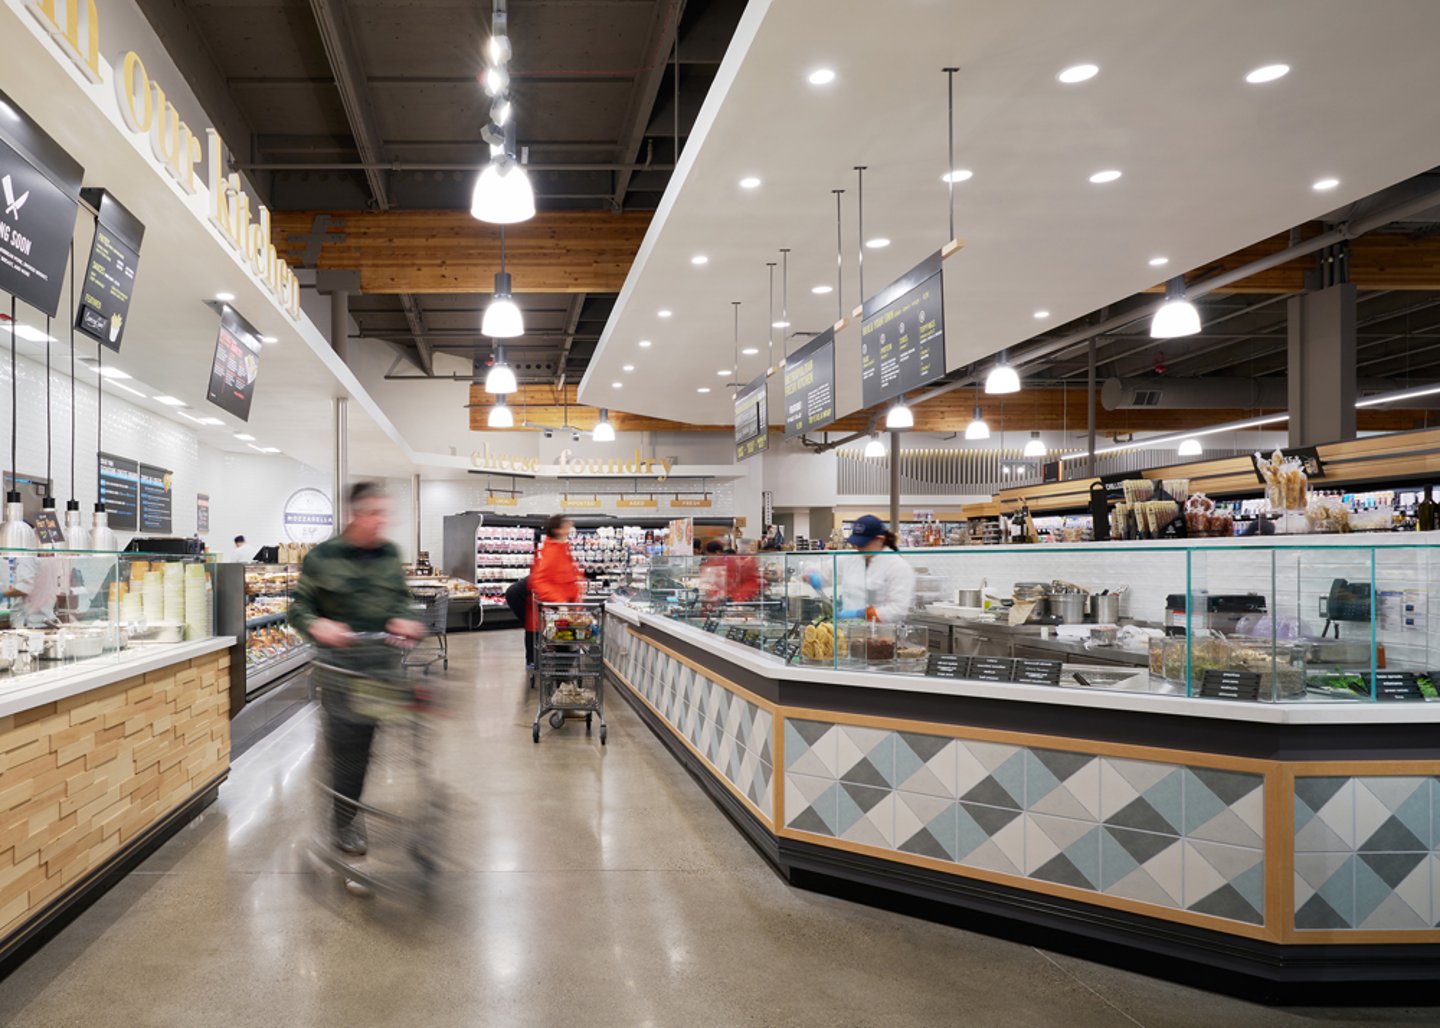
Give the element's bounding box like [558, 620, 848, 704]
[9, 293, 16, 498]
[45, 315, 51, 499]
[69, 246, 76, 503]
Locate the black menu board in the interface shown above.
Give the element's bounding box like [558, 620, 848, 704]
[196, 493, 210, 534]
[0, 88, 83, 317]
[32, 510, 64, 546]
[783, 328, 837, 436]
[138, 463, 173, 534]
[75, 190, 144, 352]
[734, 372, 769, 461]
[98, 452, 140, 531]
[860, 250, 946, 408]
[206, 305, 264, 421]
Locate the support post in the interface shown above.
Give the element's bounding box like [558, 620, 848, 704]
[333, 396, 349, 526]
[412, 472, 422, 563]
[1086, 338, 1097, 478]
[889, 431, 901, 531]
[330, 289, 349, 363]
[1287, 283, 1358, 445]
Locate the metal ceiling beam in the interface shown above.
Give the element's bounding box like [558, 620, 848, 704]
[399, 295, 434, 377]
[555, 294, 587, 382]
[610, 0, 685, 210]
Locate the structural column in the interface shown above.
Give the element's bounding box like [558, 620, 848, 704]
[333, 396, 349, 524]
[1287, 282, 1357, 446]
[889, 431, 901, 531]
[316, 269, 360, 365]
[412, 472, 422, 563]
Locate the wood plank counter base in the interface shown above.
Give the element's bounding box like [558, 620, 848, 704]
[604, 606, 1440, 996]
[0, 641, 233, 975]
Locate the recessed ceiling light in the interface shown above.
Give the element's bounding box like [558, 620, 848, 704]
[657, 309, 672, 318]
[772, 320, 790, 329]
[638, 339, 652, 348]
[612, 381, 622, 389]
[4, 324, 54, 343]
[622, 364, 635, 372]
[865, 237, 891, 249]
[1033, 310, 1050, 319]
[1245, 64, 1289, 84]
[1149, 256, 1170, 267]
[95, 366, 131, 380]
[741, 347, 759, 356]
[152, 395, 186, 406]
[196, 416, 224, 426]
[215, 292, 235, 302]
[940, 169, 973, 184]
[256, 446, 280, 454]
[739, 176, 761, 189]
[808, 68, 836, 86]
[1313, 177, 1340, 191]
[235, 433, 256, 441]
[1057, 64, 1099, 84]
[1089, 169, 1122, 184]
[110, 382, 146, 398]
[697, 386, 711, 394]
[691, 255, 709, 265]
[811, 284, 833, 295]
[259, 335, 278, 344]
[717, 369, 732, 376]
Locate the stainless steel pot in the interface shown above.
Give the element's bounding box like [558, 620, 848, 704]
[1051, 594, 1087, 624]
[955, 588, 983, 607]
[1093, 594, 1120, 624]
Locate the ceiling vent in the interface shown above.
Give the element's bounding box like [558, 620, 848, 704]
[1132, 389, 1162, 407]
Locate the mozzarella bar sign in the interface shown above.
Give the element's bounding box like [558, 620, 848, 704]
[27, 0, 303, 320]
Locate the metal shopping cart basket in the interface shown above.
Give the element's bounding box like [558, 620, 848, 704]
[532, 601, 607, 745]
[309, 633, 450, 899]
[404, 585, 450, 673]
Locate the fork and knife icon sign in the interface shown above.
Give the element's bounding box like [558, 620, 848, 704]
[2, 174, 30, 220]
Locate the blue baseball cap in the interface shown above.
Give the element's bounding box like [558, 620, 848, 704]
[846, 514, 888, 548]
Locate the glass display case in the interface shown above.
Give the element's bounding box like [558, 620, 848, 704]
[629, 539, 1440, 703]
[0, 547, 217, 681]
[214, 562, 312, 698]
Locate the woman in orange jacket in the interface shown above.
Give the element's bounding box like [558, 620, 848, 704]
[526, 514, 585, 637]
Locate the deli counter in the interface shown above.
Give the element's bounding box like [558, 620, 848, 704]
[604, 537, 1440, 992]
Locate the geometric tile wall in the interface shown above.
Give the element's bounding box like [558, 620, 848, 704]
[1294, 776, 1440, 931]
[784, 720, 1267, 926]
[607, 622, 775, 825]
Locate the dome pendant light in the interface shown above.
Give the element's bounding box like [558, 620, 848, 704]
[1023, 431, 1046, 458]
[487, 396, 514, 428]
[484, 345, 518, 395]
[1151, 276, 1201, 338]
[985, 353, 1021, 395]
[1177, 437, 1203, 456]
[863, 433, 885, 458]
[964, 405, 990, 440]
[482, 226, 524, 338]
[592, 408, 616, 442]
[885, 402, 914, 430]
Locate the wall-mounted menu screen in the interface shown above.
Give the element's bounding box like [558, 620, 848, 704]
[0, 88, 83, 317]
[98, 453, 140, 532]
[860, 249, 946, 408]
[783, 327, 836, 436]
[206, 305, 264, 421]
[138, 463, 173, 534]
[75, 190, 144, 352]
[734, 372, 769, 461]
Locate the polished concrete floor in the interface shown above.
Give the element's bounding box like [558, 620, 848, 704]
[1, 631, 1437, 1027]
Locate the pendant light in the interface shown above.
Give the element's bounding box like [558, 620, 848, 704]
[964, 406, 990, 440]
[885, 402, 914, 430]
[64, 248, 88, 550]
[0, 295, 37, 549]
[863, 434, 885, 458]
[1023, 431, 1046, 458]
[484, 345, 518, 394]
[985, 353, 1021, 395]
[89, 336, 117, 552]
[481, 226, 524, 338]
[1177, 437, 1203, 456]
[1150, 276, 1201, 338]
[592, 408, 615, 442]
[470, 4, 535, 226]
[487, 396, 514, 428]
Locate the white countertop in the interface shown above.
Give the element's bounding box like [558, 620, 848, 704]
[0, 637, 236, 720]
[607, 602, 1440, 726]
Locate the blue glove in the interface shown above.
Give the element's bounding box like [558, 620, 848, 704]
[804, 571, 823, 590]
[838, 608, 865, 620]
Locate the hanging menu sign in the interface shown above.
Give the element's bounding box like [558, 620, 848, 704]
[75, 190, 144, 352]
[860, 250, 947, 408]
[206, 305, 264, 421]
[196, 493, 210, 534]
[138, 464, 173, 534]
[734, 372, 769, 461]
[783, 328, 837, 436]
[0, 88, 83, 317]
[97, 452, 140, 532]
[32, 509, 64, 546]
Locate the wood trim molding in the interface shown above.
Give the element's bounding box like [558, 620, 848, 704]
[1264, 765, 1293, 941]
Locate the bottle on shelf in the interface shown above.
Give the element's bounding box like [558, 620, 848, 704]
[1419, 485, 1436, 532]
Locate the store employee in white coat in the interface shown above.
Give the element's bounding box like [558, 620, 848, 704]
[803, 515, 916, 622]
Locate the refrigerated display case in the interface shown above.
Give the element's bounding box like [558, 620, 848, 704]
[216, 562, 312, 706]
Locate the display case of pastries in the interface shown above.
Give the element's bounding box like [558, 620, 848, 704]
[218, 562, 311, 695]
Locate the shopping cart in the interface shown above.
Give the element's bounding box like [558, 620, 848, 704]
[532, 601, 607, 745]
[309, 633, 450, 899]
[404, 585, 450, 673]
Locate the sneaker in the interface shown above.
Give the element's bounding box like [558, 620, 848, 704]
[336, 824, 368, 856]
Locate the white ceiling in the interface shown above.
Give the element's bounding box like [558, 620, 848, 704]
[581, 0, 1440, 422]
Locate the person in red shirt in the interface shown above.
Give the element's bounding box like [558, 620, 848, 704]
[698, 540, 762, 606]
[526, 514, 585, 646]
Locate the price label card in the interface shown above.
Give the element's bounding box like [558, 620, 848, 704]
[925, 654, 969, 679]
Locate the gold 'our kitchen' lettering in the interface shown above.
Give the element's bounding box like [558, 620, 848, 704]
[29, 0, 302, 320]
